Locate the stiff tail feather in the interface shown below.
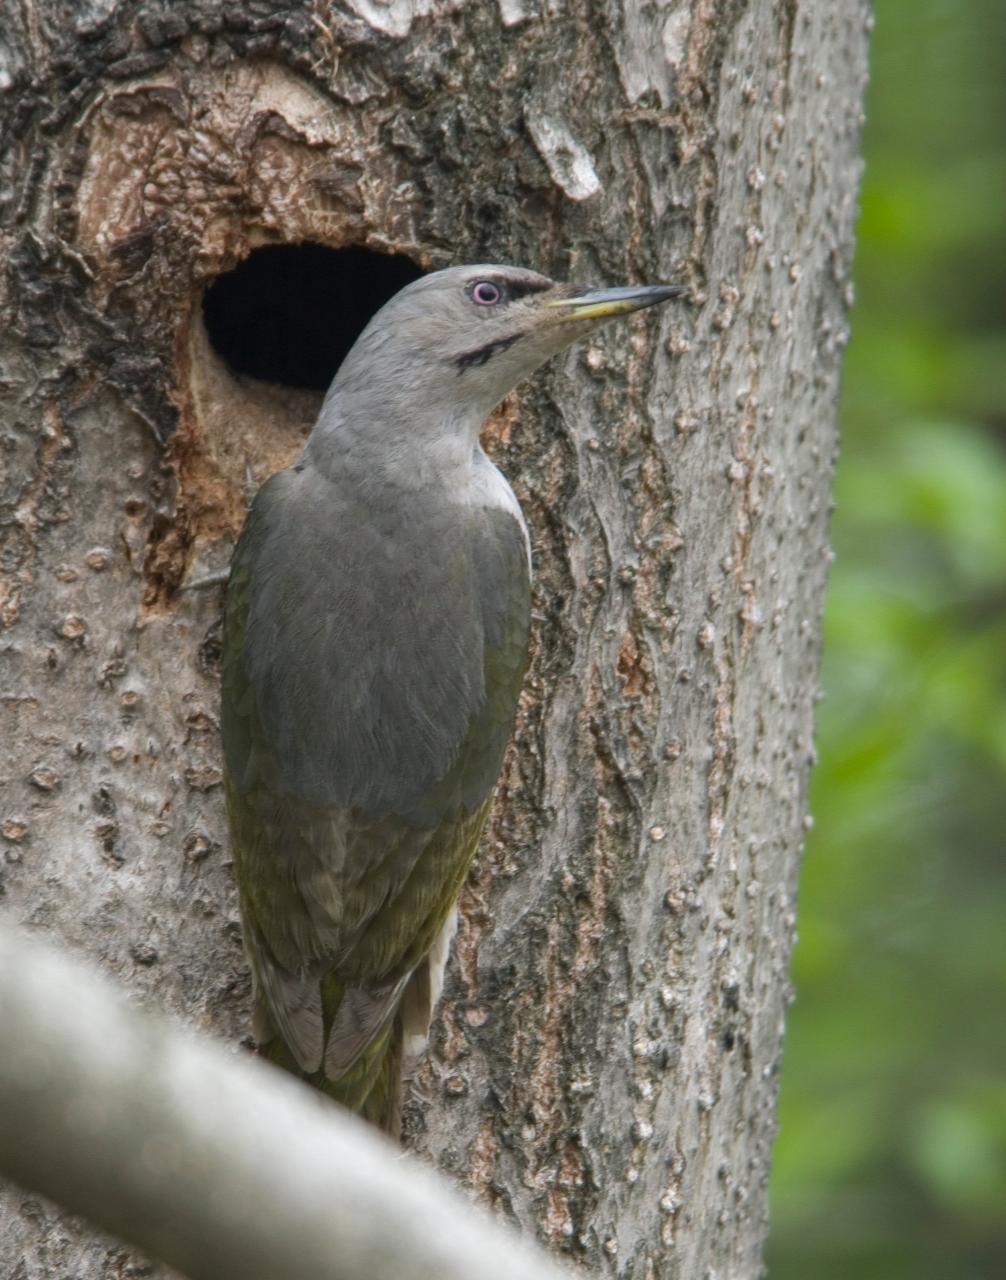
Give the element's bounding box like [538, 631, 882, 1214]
[259, 1010, 406, 1138]
[253, 918, 455, 1138]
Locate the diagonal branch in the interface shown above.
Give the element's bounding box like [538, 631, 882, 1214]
[0, 922, 569, 1280]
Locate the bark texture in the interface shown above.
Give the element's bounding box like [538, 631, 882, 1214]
[0, 1, 868, 1277]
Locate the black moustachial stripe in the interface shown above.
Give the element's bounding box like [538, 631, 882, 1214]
[455, 333, 521, 372]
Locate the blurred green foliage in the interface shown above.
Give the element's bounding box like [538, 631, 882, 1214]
[767, 2, 1006, 1277]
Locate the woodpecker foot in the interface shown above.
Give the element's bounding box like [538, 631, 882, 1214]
[179, 569, 229, 592]
[244, 458, 258, 511]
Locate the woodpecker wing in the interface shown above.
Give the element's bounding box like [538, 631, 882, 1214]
[221, 463, 530, 1099]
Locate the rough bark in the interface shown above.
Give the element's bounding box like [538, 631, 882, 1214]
[0, 2, 868, 1277]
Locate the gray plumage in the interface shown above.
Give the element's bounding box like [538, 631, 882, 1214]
[221, 264, 683, 1130]
[232, 469, 525, 822]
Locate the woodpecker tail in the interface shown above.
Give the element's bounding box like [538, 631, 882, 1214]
[357, 1015, 405, 1137]
[259, 1010, 405, 1138]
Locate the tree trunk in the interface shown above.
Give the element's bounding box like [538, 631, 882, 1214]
[0, 2, 867, 1277]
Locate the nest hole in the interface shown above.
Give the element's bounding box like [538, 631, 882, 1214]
[202, 243, 423, 391]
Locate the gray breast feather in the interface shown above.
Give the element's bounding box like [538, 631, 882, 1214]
[232, 466, 530, 825]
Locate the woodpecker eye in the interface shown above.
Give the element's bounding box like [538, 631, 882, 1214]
[471, 281, 502, 306]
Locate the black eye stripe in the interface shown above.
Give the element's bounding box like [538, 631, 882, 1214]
[505, 279, 551, 300]
[466, 277, 552, 305]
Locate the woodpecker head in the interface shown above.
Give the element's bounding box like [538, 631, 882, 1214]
[325, 263, 687, 429]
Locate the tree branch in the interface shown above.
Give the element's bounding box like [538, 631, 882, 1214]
[0, 921, 568, 1280]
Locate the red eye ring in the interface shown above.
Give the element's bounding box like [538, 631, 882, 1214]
[471, 281, 502, 306]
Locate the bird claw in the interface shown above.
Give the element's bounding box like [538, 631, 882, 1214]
[179, 569, 229, 592]
[178, 457, 257, 594]
[243, 458, 258, 511]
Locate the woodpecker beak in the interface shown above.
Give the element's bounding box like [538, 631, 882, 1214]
[545, 283, 688, 322]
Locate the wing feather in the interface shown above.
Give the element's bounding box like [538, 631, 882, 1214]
[222, 469, 530, 1097]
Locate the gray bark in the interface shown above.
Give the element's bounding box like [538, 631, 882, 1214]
[0, 2, 868, 1277]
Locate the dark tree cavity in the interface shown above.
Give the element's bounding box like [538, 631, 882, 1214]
[202, 244, 422, 389]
